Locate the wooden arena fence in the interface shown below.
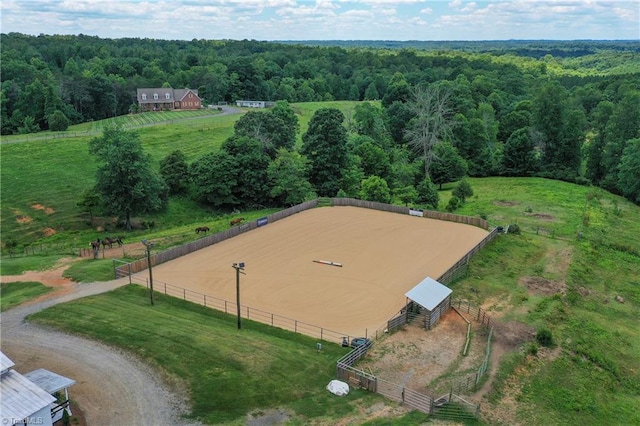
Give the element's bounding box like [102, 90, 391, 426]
[114, 199, 318, 278]
[114, 198, 492, 279]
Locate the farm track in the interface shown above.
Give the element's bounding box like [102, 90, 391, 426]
[0, 106, 243, 144]
[1, 278, 201, 426]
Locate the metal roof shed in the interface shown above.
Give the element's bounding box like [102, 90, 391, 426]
[1, 352, 56, 426]
[405, 276, 453, 329]
[24, 369, 76, 395]
[24, 369, 76, 424]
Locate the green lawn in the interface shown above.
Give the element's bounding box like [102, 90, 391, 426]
[28, 285, 385, 424]
[447, 178, 640, 425]
[1, 281, 52, 311]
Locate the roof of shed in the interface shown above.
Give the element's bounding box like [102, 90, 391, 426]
[24, 368, 76, 394]
[405, 276, 452, 311]
[1, 369, 55, 422]
[0, 351, 15, 374]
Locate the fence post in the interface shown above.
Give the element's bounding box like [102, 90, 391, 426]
[128, 264, 132, 285]
[184, 288, 186, 300]
[164, 283, 167, 294]
[204, 294, 207, 307]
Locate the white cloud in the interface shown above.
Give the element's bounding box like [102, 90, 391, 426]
[1, 0, 637, 40]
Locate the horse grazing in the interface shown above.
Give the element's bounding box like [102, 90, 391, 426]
[195, 226, 210, 234]
[229, 217, 245, 227]
[102, 236, 124, 249]
[90, 239, 101, 250]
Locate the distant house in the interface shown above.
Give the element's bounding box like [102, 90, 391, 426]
[1, 352, 75, 426]
[235, 100, 276, 108]
[137, 88, 201, 111]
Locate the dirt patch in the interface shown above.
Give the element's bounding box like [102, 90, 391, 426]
[492, 321, 535, 349]
[0, 259, 80, 302]
[493, 201, 519, 207]
[16, 215, 33, 223]
[42, 227, 56, 237]
[527, 212, 554, 220]
[519, 276, 566, 296]
[358, 310, 487, 395]
[31, 203, 56, 214]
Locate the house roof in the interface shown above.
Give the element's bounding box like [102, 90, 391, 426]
[1, 368, 55, 422]
[137, 88, 199, 103]
[174, 88, 199, 101]
[0, 352, 15, 375]
[24, 369, 76, 394]
[405, 276, 452, 311]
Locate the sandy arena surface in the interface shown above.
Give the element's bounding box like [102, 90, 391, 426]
[145, 207, 488, 339]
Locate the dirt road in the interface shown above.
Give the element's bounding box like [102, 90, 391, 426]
[1, 277, 199, 426]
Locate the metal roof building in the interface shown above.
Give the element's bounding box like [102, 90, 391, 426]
[405, 277, 453, 329]
[1, 352, 55, 426]
[1, 352, 76, 426]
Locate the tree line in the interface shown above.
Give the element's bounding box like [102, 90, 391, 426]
[3, 33, 639, 207]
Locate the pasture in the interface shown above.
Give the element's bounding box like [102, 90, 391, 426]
[140, 206, 489, 339]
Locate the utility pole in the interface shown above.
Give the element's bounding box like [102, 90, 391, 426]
[142, 240, 155, 305]
[232, 262, 245, 329]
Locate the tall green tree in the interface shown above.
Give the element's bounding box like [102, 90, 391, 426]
[221, 136, 271, 207]
[586, 100, 614, 185]
[190, 151, 237, 208]
[616, 138, 640, 204]
[429, 141, 468, 189]
[360, 176, 391, 203]
[502, 127, 538, 176]
[301, 108, 348, 196]
[159, 150, 190, 195]
[601, 91, 640, 192]
[89, 125, 168, 230]
[233, 111, 292, 157]
[267, 148, 316, 206]
[532, 82, 584, 179]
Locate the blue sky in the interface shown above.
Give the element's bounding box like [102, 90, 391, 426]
[1, 0, 638, 41]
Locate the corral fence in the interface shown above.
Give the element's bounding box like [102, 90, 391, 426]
[114, 200, 318, 278]
[331, 198, 489, 229]
[383, 226, 500, 334]
[128, 274, 355, 344]
[336, 300, 495, 420]
[447, 301, 495, 395]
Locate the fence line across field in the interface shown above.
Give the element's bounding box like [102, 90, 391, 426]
[130, 274, 356, 344]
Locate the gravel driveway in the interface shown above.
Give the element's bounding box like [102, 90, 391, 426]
[1, 279, 200, 426]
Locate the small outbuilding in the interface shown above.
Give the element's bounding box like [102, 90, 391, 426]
[0, 352, 75, 426]
[404, 276, 452, 330]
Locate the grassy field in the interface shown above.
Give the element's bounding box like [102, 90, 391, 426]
[1, 281, 53, 311]
[444, 179, 640, 425]
[28, 285, 406, 424]
[0, 101, 362, 249]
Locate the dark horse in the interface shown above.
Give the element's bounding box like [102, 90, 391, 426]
[195, 226, 210, 234]
[229, 217, 245, 227]
[90, 239, 101, 250]
[102, 236, 124, 249]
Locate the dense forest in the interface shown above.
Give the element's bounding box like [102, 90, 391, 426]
[1, 33, 639, 209]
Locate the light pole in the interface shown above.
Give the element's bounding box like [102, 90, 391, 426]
[232, 262, 245, 329]
[142, 240, 155, 305]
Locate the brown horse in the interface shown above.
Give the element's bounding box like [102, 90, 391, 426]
[90, 239, 101, 250]
[102, 236, 124, 249]
[229, 217, 245, 227]
[195, 226, 210, 234]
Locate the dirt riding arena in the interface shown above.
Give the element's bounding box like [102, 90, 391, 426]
[144, 207, 488, 339]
